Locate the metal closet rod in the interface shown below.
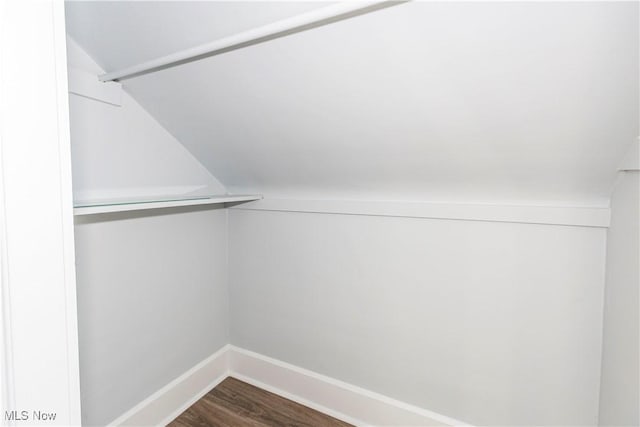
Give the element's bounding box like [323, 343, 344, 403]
[99, 0, 407, 82]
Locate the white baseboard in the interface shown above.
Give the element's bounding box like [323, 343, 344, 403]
[109, 345, 471, 427]
[229, 346, 470, 427]
[109, 344, 230, 427]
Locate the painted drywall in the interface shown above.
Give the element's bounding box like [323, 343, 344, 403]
[66, 37, 226, 202]
[228, 209, 607, 426]
[74, 207, 229, 426]
[66, 37, 231, 426]
[64, 1, 334, 71]
[598, 170, 640, 426]
[66, 1, 638, 206]
[62, 3, 636, 425]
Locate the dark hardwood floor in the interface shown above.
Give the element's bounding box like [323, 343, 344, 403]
[169, 377, 353, 427]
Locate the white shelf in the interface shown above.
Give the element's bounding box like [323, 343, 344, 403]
[73, 194, 262, 216]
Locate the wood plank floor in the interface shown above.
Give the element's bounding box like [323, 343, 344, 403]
[169, 377, 353, 427]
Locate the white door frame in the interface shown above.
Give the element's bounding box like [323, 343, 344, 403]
[0, 1, 81, 425]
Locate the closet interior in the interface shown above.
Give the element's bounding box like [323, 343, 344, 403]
[58, 1, 640, 426]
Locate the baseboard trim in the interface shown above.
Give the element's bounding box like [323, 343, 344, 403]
[110, 345, 471, 427]
[108, 344, 230, 427]
[231, 372, 366, 426]
[229, 346, 470, 427]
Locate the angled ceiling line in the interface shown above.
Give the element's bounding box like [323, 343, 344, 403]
[98, 1, 408, 83]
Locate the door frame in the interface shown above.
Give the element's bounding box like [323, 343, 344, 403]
[0, 1, 81, 424]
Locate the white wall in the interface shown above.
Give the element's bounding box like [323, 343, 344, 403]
[599, 169, 639, 426]
[74, 208, 228, 426]
[229, 209, 607, 426]
[66, 39, 230, 426]
[66, 37, 225, 202]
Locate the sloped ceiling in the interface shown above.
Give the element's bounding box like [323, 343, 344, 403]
[65, 1, 639, 205]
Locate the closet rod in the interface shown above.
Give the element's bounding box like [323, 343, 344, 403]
[99, 1, 406, 82]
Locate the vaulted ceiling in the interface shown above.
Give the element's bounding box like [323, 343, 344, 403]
[65, 1, 639, 205]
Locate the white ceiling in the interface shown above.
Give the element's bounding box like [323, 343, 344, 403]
[65, 1, 335, 71]
[65, 1, 639, 205]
